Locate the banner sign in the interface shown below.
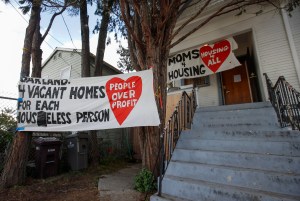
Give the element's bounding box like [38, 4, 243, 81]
[17, 69, 160, 132]
[167, 38, 241, 82]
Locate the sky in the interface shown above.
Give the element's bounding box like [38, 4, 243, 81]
[0, 1, 125, 99]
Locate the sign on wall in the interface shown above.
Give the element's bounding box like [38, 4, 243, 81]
[167, 37, 241, 82]
[17, 69, 160, 132]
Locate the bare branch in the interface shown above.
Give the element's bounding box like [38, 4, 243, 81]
[170, 0, 268, 48]
[41, 6, 67, 42]
[120, 0, 144, 46]
[177, 0, 194, 17]
[172, 0, 212, 40]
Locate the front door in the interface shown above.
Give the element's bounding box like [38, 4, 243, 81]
[221, 61, 252, 105]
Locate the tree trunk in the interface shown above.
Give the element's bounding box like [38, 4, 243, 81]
[0, 133, 32, 188]
[79, 0, 100, 166]
[80, 0, 90, 78]
[1, 1, 41, 188]
[89, 130, 100, 166]
[94, 0, 112, 76]
[31, 10, 42, 78]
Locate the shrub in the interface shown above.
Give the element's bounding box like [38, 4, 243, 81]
[134, 168, 156, 192]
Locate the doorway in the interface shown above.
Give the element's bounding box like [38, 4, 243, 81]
[221, 58, 252, 105]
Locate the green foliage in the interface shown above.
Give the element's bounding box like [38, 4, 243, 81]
[0, 108, 16, 150]
[134, 168, 156, 193]
[117, 45, 134, 73]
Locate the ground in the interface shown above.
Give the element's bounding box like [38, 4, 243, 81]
[0, 159, 148, 201]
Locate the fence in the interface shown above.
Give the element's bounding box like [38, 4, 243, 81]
[264, 73, 300, 130]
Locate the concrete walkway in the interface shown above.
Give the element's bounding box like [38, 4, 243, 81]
[98, 163, 144, 201]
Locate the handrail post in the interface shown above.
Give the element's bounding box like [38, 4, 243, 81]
[158, 131, 164, 196]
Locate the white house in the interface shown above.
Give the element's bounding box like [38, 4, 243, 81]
[152, 3, 300, 201]
[168, 2, 300, 107]
[42, 47, 122, 79]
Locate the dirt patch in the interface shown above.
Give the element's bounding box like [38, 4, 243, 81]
[0, 160, 145, 201]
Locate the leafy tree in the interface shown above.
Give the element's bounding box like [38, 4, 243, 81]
[91, 0, 126, 165]
[0, 108, 16, 150]
[117, 45, 133, 73]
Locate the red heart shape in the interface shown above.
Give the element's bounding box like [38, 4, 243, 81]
[200, 40, 231, 73]
[106, 76, 142, 125]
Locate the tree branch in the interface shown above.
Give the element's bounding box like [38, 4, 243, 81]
[120, 0, 144, 46]
[41, 6, 66, 42]
[170, 0, 268, 48]
[172, 0, 212, 40]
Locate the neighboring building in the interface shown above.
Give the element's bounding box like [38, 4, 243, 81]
[41, 47, 137, 159]
[168, 3, 300, 108]
[42, 47, 122, 79]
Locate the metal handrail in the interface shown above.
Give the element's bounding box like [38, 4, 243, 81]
[158, 89, 197, 196]
[263, 73, 300, 130]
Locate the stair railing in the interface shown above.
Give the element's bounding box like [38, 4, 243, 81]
[263, 73, 300, 130]
[158, 88, 197, 196]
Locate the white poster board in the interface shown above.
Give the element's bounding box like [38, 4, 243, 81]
[167, 37, 241, 82]
[17, 69, 160, 132]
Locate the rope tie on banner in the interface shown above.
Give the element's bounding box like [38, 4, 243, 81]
[22, 47, 30, 52]
[149, 65, 163, 109]
[155, 86, 163, 109]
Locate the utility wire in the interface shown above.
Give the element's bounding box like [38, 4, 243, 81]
[61, 14, 78, 50]
[8, 0, 73, 66]
[12, 0, 65, 46]
[8, 1, 28, 23]
[9, 1, 54, 50]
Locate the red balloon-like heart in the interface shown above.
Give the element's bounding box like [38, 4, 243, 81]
[200, 40, 231, 73]
[106, 76, 142, 125]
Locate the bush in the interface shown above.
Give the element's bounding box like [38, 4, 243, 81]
[134, 168, 156, 193]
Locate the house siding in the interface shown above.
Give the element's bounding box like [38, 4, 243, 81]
[287, 7, 300, 81]
[170, 5, 300, 106]
[42, 51, 82, 79]
[254, 12, 299, 90]
[197, 74, 219, 107]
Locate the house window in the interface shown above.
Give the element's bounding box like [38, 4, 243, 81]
[60, 66, 71, 79]
[184, 76, 210, 87]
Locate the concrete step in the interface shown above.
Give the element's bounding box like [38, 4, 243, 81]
[196, 109, 278, 120]
[166, 161, 300, 196]
[176, 138, 300, 156]
[161, 175, 300, 201]
[181, 129, 299, 141]
[171, 149, 300, 174]
[194, 122, 281, 130]
[150, 193, 193, 201]
[197, 102, 273, 112]
[195, 115, 279, 125]
[191, 120, 282, 130]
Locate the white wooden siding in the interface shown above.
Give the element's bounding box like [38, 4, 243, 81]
[171, 5, 300, 106]
[42, 50, 121, 79]
[287, 7, 300, 81]
[42, 51, 82, 79]
[197, 74, 219, 107]
[254, 11, 299, 92]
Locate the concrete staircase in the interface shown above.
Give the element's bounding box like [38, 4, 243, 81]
[151, 102, 300, 201]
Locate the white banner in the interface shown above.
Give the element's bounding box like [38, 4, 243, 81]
[167, 37, 241, 82]
[17, 69, 160, 132]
